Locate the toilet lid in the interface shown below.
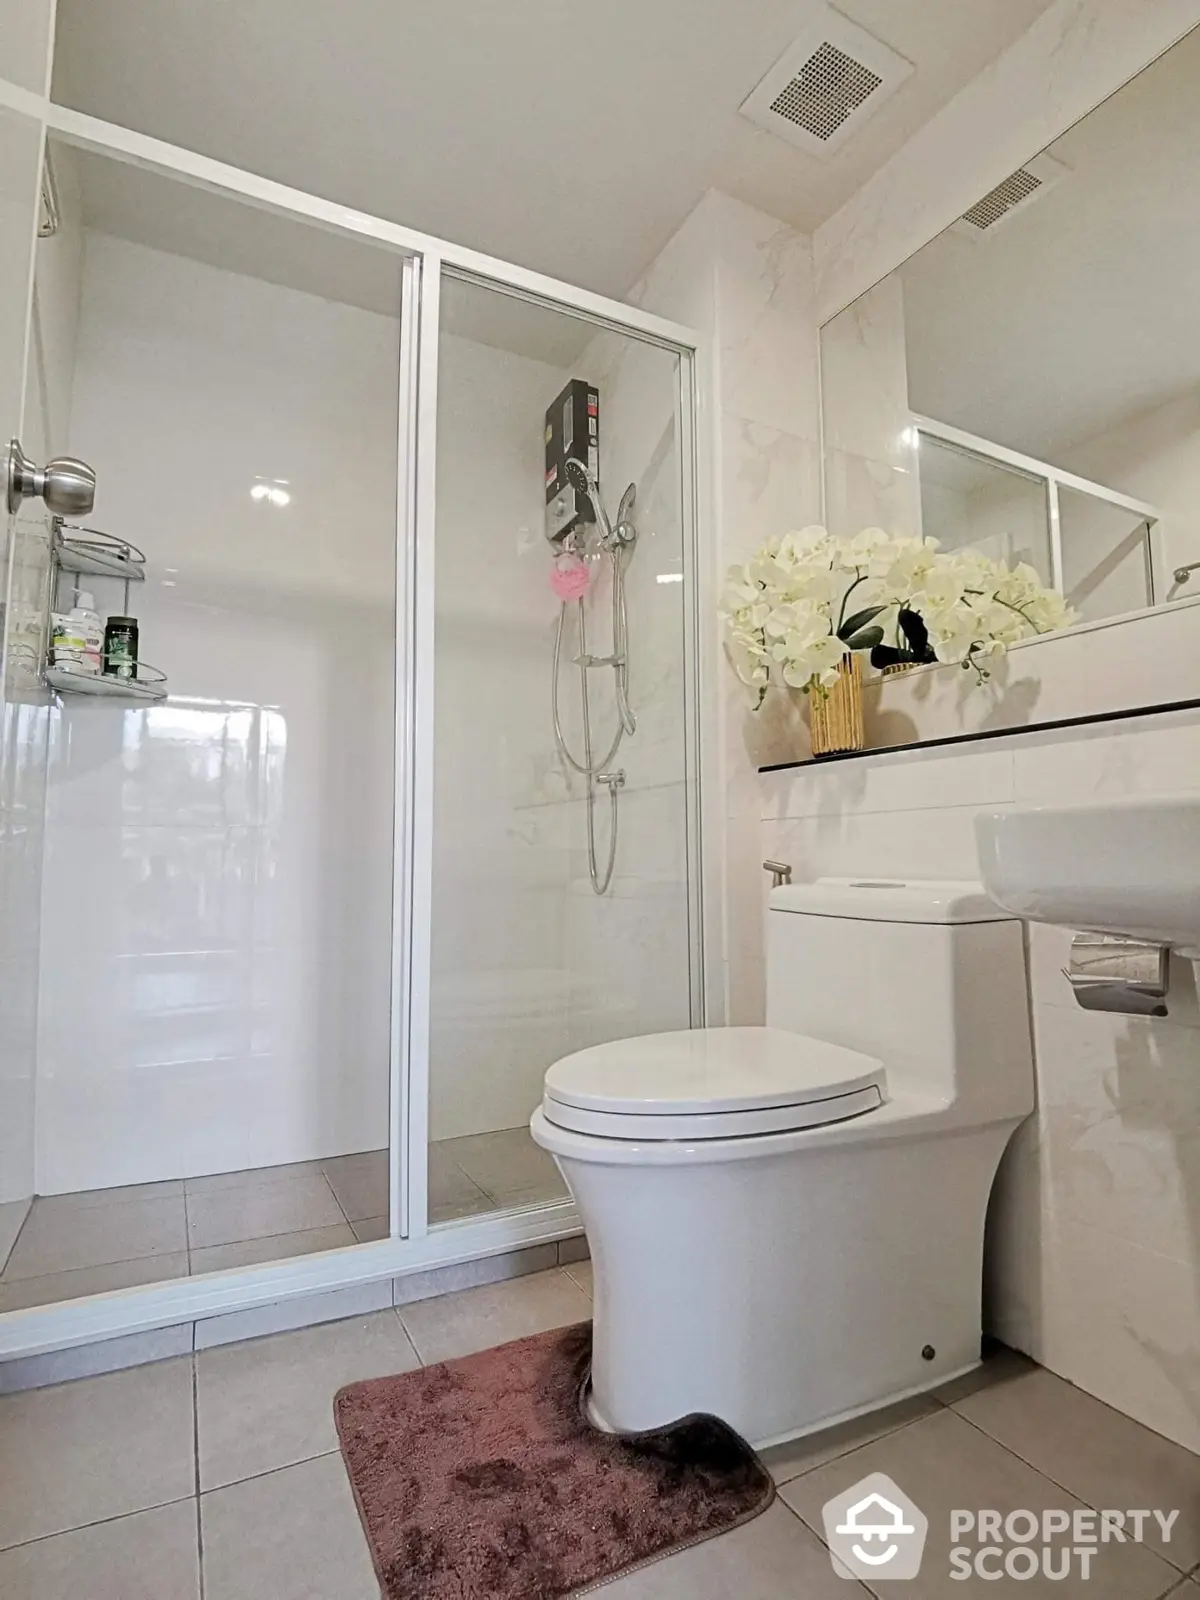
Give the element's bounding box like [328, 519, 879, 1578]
[542, 1027, 886, 1140]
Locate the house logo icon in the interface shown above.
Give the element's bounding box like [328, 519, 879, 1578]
[821, 1472, 928, 1580]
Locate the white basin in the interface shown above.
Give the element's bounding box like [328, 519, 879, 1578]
[975, 796, 1200, 956]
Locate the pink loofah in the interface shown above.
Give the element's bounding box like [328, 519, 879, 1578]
[550, 553, 590, 601]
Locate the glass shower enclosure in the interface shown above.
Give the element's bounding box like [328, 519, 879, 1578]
[423, 274, 700, 1226]
[0, 81, 707, 1362]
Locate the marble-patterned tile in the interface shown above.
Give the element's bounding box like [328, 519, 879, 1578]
[1031, 1002, 1200, 1264]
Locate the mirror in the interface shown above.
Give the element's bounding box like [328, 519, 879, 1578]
[819, 25, 1200, 734]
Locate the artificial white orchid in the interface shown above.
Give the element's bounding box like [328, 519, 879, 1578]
[720, 527, 1075, 704]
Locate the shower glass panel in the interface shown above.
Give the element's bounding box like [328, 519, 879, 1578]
[427, 272, 695, 1223]
[916, 432, 1053, 584]
[0, 141, 404, 1308]
[1057, 487, 1153, 622]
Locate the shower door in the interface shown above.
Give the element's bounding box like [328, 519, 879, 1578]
[417, 269, 702, 1228]
[0, 92, 56, 1265]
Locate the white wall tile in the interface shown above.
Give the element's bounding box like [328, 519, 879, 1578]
[763, 801, 1001, 884]
[762, 743, 1014, 822]
[1032, 1001, 1200, 1265]
[1013, 713, 1200, 803]
[37, 230, 398, 1190]
[1038, 1213, 1200, 1456]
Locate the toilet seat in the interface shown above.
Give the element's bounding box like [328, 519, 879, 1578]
[541, 1027, 886, 1140]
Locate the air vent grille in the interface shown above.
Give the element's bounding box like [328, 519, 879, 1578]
[739, 5, 912, 159]
[951, 151, 1070, 241]
[962, 168, 1043, 231]
[768, 43, 883, 143]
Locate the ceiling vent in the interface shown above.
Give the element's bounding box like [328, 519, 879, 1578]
[952, 151, 1070, 240]
[739, 6, 913, 158]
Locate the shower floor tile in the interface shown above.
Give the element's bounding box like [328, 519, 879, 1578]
[0, 1152, 392, 1308]
[0, 1129, 565, 1308]
[435, 1125, 567, 1210]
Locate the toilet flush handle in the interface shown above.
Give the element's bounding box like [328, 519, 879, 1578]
[763, 860, 792, 889]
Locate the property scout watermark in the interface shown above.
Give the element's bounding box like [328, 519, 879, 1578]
[821, 1473, 1182, 1582]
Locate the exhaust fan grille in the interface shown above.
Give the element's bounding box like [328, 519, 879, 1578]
[962, 168, 1042, 231]
[739, 5, 912, 158]
[952, 151, 1070, 240]
[768, 43, 883, 143]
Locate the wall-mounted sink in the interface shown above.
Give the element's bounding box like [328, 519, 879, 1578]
[975, 797, 1200, 957]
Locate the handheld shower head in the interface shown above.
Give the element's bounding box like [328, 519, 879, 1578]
[563, 459, 613, 546]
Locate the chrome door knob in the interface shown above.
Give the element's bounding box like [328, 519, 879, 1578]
[6, 438, 96, 516]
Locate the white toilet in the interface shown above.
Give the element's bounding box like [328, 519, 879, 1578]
[530, 878, 1034, 1448]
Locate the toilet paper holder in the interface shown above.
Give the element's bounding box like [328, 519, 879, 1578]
[1062, 933, 1170, 1016]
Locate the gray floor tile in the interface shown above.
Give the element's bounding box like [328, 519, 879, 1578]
[190, 1224, 356, 1275]
[0, 1250, 189, 1311]
[562, 1257, 594, 1297]
[201, 1453, 378, 1600]
[321, 1150, 388, 1222]
[30, 1180, 184, 1215]
[428, 1144, 493, 1221]
[349, 1214, 388, 1243]
[780, 1408, 1180, 1599]
[0, 1499, 200, 1599]
[185, 1172, 345, 1250]
[183, 1161, 325, 1200]
[392, 1244, 559, 1307]
[3, 1193, 187, 1280]
[931, 1343, 1035, 1405]
[603, 1501, 867, 1597]
[398, 1265, 591, 1364]
[0, 1356, 196, 1549]
[953, 1365, 1200, 1569]
[761, 1392, 939, 1485]
[196, 1309, 419, 1489]
[440, 1125, 566, 1204]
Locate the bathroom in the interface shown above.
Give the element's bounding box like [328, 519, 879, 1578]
[0, 2, 1197, 1596]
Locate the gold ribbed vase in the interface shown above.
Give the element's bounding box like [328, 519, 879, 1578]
[809, 653, 864, 756]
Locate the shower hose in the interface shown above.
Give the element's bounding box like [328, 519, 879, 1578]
[552, 544, 635, 895]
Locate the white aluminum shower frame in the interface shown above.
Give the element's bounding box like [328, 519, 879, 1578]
[914, 415, 1164, 604]
[0, 98, 717, 1362]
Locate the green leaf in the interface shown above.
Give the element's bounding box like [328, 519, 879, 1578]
[838, 605, 886, 639]
[842, 625, 885, 651]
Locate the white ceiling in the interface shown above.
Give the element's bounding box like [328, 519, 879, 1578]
[898, 27, 1200, 461]
[51, 0, 1057, 299]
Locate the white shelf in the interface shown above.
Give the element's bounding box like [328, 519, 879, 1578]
[46, 666, 167, 704]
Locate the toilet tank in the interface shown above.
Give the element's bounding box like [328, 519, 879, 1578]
[766, 878, 1033, 1117]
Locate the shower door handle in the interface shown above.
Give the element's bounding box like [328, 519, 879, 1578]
[6, 438, 96, 516]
